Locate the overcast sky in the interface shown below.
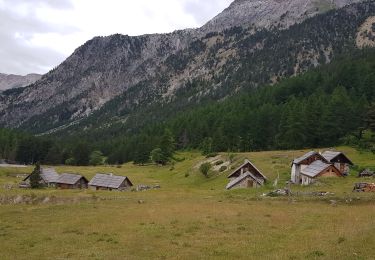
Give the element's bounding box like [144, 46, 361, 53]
[0, 0, 233, 75]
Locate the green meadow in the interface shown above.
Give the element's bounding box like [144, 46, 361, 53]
[0, 147, 374, 259]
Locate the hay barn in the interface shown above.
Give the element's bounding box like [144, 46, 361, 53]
[226, 159, 267, 190]
[56, 173, 88, 189]
[88, 173, 133, 191]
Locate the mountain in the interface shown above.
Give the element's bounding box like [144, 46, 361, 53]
[0, 73, 41, 91]
[0, 0, 373, 135]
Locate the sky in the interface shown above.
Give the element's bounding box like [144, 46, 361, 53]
[0, 0, 233, 75]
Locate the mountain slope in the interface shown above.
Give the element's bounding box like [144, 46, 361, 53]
[0, 73, 41, 91]
[0, 1, 373, 134]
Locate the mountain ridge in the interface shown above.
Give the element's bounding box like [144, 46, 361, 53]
[0, 0, 373, 134]
[0, 73, 41, 91]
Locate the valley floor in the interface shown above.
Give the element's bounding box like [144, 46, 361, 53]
[0, 147, 374, 259]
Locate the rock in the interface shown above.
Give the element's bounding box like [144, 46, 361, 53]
[138, 200, 145, 204]
[13, 195, 23, 204]
[42, 197, 50, 204]
[330, 200, 338, 206]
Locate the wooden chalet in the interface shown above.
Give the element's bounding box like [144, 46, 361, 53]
[226, 159, 267, 190]
[291, 151, 329, 184]
[55, 173, 88, 189]
[299, 160, 343, 185]
[321, 151, 353, 175]
[88, 173, 133, 191]
[23, 168, 60, 187]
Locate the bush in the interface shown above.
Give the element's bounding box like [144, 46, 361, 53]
[199, 163, 212, 177]
[219, 166, 227, 172]
[215, 160, 224, 166]
[65, 157, 76, 165]
[205, 153, 218, 158]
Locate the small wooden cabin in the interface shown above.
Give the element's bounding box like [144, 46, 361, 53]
[226, 159, 267, 190]
[299, 160, 343, 186]
[23, 168, 60, 187]
[55, 173, 88, 189]
[88, 173, 133, 191]
[291, 151, 329, 184]
[321, 151, 353, 175]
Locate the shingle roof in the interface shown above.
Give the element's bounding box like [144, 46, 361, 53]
[300, 160, 331, 178]
[56, 173, 86, 185]
[226, 172, 263, 190]
[322, 151, 353, 165]
[292, 151, 318, 165]
[228, 159, 267, 180]
[88, 173, 132, 189]
[40, 168, 59, 183]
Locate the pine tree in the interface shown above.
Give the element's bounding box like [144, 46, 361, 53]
[30, 162, 42, 189]
[159, 129, 175, 164]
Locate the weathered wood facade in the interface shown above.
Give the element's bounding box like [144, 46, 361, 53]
[55, 173, 88, 189]
[322, 151, 353, 175]
[226, 159, 267, 190]
[291, 151, 347, 186]
[291, 151, 328, 184]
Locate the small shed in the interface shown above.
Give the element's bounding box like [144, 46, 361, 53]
[322, 151, 353, 175]
[55, 173, 88, 189]
[300, 160, 343, 185]
[226, 159, 267, 190]
[23, 168, 60, 187]
[88, 173, 133, 191]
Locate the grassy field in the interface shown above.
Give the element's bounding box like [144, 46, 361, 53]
[0, 147, 374, 259]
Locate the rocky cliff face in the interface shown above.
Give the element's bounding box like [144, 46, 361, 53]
[0, 73, 41, 91]
[0, 0, 372, 134]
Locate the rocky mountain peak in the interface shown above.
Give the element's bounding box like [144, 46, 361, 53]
[201, 0, 364, 33]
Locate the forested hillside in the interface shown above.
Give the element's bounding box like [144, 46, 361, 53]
[1, 50, 374, 165]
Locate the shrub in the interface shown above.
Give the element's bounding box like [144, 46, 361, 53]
[215, 160, 224, 166]
[205, 152, 218, 158]
[30, 162, 42, 189]
[199, 163, 212, 177]
[219, 166, 227, 172]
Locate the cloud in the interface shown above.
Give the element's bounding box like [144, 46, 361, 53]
[0, 0, 77, 74]
[0, 0, 234, 75]
[183, 0, 233, 25]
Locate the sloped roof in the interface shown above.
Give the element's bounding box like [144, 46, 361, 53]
[228, 159, 267, 180]
[226, 172, 263, 190]
[300, 160, 332, 178]
[293, 151, 318, 165]
[41, 168, 60, 183]
[322, 151, 353, 165]
[23, 167, 59, 183]
[88, 173, 132, 189]
[56, 173, 87, 185]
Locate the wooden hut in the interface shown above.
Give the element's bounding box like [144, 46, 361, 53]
[321, 151, 353, 175]
[23, 168, 60, 187]
[88, 173, 133, 191]
[291, 151, 328, 184]
[55, 173, 88, 189]
[226, 159, 267, 190]
[299, 160, 343, 185]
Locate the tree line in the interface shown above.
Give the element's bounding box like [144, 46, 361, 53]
[1, 50, 375, 165]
